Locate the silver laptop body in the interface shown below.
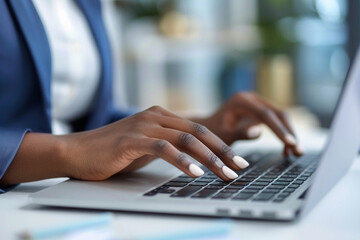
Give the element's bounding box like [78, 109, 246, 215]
[30, 48, 360, 221]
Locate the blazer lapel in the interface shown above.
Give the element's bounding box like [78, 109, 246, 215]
[75, 0, 113, 129]
[8, 0, 52, 123]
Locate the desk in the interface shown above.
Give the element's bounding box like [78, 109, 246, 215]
[1, 129, 360, 240]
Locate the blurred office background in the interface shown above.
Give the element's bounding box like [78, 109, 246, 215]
[102, 0, 360, 128]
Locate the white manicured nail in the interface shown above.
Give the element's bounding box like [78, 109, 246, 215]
[285, 134, 297, 146]
[296, 145, 304, 154]
[247, 125, 262, 138]
[233, 156, 249, 169]
[222, 166, 238, 179]
[189, 164, 204, 177]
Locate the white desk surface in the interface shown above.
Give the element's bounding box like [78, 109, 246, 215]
[1, 128, 360, 240]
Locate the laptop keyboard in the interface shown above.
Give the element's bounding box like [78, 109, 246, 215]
[143, 153, 318, 203]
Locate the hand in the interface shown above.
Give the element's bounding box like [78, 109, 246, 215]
[60, 106, 250, 182]
[192, 92, 303, 157]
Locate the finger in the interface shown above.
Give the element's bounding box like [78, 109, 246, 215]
[148, 128, 239, 181]
[240, 104, 297, 147]
[283, 146, 290, 158]
[233, 94, 298, 147]
[140, 138, 205, 178]
[155, 115, 250, 172]
[258, 98, 297, 138]
[292, 145, 304, 156]
[253, 100, 305, 156]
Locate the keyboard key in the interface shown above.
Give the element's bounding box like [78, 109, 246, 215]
[164, 182, 188, 187]
[271, 181, 291, 186]
[283, 188, 295, 193]
[220, 189, 239, 193]
[171, 177, 194, 182]
[191, 189, 218, 198]
[210, 182, 228, 186]
[258, 178, 275, 182]
[253, 193, 275, 201]
[278, 177, 294, 182]
[263, 174, 278, 179]
[189, 182, 208, 186]
[225, 185, 245, 190]
[289, 183, 300, 188]
[143, 191, 158, 196]
[159, 189, 176, 194]
[213, 180, 227, 183]
[143, 186, 168, 196]
[293, 180, 305, 184]
[205, 185, 223, 189]
[262, 189, 280, 194]
[232, 193, 253, 200]
[193, 179, 211, 183]
[198, 176, 217, 180]
[267, 185, 286, 190]
[246, 185, 265, 190]
[241, 189, 260, 194]
[297, 176, 308, 181]
[252, 181, 270, 186]
[231, 181, 249, 186]
[278, 192, 290, 198]
[283, 174, 298, 178]
[212, 193, 234, 199]
[238, 177, 255, 182]
[170, 186, 202, 197]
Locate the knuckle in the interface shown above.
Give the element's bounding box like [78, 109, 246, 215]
[220, 145, 233, 156]
[176, 153, 189, 167]
[234, 92, 245, 100]
[279, 111, 289, 120]
[130, 122, 144, 132]
[148, 105, 163, 112]
[207, 151, 219, 165]
[137, 111, 153, 121]
[153, 139, 170, 152]
[234, 91, 252, 100]
[192, 123, 208, 135]
[178, 133, 196, 146]
[259, 109, 275, 119]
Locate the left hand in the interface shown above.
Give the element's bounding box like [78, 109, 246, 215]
[191, 92, 303, 157]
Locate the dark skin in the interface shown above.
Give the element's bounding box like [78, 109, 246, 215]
[0, 92, 302, 187]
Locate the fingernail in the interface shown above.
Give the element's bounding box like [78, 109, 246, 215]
[189, 164, 204, 177]
[296, 145, 304, 154]
[222, 166, 238, 179]
[285, 134, 297, 146]
[247, 125, 262, 138]
[232, 156, 249, 169]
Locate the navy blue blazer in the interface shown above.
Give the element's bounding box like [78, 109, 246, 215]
[0, 0, 133, 192]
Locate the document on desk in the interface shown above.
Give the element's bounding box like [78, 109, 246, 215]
[67, 220, 234, 240]
[20, 214, 235, 240]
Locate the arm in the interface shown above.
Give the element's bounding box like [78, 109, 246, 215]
[0, 106, 247, 188]
[0, 132, 70, 187]
[0, 93, 303, 188]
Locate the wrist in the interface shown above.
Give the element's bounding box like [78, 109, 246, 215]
[52, 135, 74, 178]
[54, 134, 82, 179]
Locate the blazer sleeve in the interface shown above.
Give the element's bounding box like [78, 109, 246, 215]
[0, 128, 31, 193]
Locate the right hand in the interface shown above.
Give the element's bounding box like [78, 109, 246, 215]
[62, 106, 249, 182]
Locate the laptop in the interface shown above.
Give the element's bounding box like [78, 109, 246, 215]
[29, 47, 360, 221]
